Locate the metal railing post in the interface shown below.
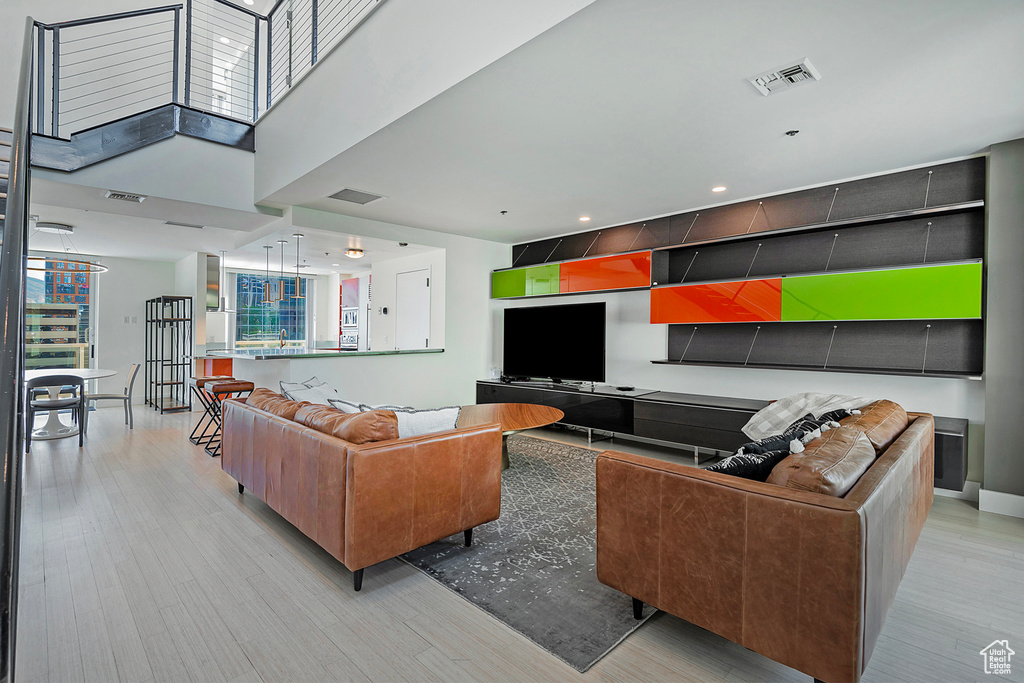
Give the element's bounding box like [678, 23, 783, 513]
[311, 0, 318, 65]
[252, 15, 260, 121]
[35, 25, 44, 133]
[184, 0, 192, 106]
[266, 14, 273, 110]
[50, 26, 59, 136]
[172, 7, 181, 104]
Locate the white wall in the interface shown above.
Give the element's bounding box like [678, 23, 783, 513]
[254, 0, 597, 201]
[174, 253, 208, 357]
[93, 256, 176, 402]
[314, 273, 342, 345]
[370, 250, 445, 351]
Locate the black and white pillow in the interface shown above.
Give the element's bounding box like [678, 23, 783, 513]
[327, 398, 362, 414]
[704, 449, 790, 482]
[738, 431, 805, 455]
[360, 405, 462, 438]
[280, 376, 328, 399]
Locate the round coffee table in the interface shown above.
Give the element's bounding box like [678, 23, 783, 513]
[458, 403, 564, 470]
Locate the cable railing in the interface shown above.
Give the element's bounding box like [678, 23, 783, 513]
[31, 0, 386, 139]
[0, 16, 35, 683]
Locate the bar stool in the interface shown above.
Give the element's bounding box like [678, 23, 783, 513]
[189, 375, 234, 446]
[204, 379, 255, 457]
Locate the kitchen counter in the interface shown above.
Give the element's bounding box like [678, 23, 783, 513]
[207, 348, 443, 361]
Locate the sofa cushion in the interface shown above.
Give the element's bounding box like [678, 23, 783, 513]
[246, 388, 309, 420]
[767, 426, 875, 497]
[294, 405, 399, 444]
[839, 399, 908, 451]
[704, 449, 791, 481]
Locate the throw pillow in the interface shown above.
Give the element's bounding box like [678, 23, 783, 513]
[364, 406, 462, 438]
[738, 431, 805, 455]
[294, 405, 399, 444]
[838, 400, 908, 451]
[285, 384, 339, 405]
[704, 449, 791, 482]
[328, 398, 362, 414]
[767, 426, 876, 497]
[280, 376, 328, 398]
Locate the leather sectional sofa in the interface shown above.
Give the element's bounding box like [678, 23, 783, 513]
[596, 404, 934, 683]
[220, 389, 502, 590]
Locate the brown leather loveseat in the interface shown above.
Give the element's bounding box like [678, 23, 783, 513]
[221, 389, 502, 591]
[596, 404, 934, 683]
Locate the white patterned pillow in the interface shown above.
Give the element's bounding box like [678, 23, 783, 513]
[361, 405, 462, 438]
[285, 384, 338, 405]
[328, 398, 362, 414]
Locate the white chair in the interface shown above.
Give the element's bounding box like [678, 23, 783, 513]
[85, 363, 140, 432]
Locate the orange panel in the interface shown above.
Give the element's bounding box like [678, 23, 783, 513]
[650, 279, 782, 323]
[558, 252, 651, 293]
[196, 357, 233, 377]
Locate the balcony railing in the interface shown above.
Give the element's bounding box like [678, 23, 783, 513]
[31, 0, 385, 139]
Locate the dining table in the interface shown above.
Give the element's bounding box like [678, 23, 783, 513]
[24, 367, 118, 440]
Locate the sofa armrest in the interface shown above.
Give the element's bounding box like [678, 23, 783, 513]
[596, 450, 864, 683]
[344, 423, 502, 570]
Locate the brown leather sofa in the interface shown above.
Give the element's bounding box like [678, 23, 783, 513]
[596, 411, 934, 683]
[221, 392, 502, 590]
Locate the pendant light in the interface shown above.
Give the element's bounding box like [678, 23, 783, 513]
[261, 245, 275, 305]
[276, 239, 288, 301]
[215, 249, 235, 312]
[292, 233, 305, 299]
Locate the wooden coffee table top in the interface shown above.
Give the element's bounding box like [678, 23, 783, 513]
[458, 403, 564, 434]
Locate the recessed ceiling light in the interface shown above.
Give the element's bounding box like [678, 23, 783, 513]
[345, 249, 365, 259]
[579, 216, 591, 222]
[712, 186, 727, 193]
[332, 263, 341, 267]
[243, 0, 254, 4]
[219, 36, 230, 44]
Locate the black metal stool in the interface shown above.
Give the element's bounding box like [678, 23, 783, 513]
[204, 379, 255, 457]
[188, 375, 234, 446]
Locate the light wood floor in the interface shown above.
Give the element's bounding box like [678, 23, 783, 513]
[16, 406, 1024, 682]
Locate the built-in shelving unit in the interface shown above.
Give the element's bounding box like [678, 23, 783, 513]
[145, 295, 193, 414]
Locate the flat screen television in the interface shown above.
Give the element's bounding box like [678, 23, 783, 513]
[503, 302, 606, 383]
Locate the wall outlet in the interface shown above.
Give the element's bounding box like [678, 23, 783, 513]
[123, 315, 130, 323]
[131, 316, 137, 323]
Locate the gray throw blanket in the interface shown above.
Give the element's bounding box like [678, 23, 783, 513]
[742, 392, 873, 440]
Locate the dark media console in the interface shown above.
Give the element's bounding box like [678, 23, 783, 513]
[476, 380, 970, 490]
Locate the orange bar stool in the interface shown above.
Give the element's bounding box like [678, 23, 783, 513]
[204, 379, 255, 457]
[188, 375, 234, 445]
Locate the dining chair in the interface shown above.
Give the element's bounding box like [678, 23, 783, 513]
[26, 374, 86, 451]
[84, 363, 140, 433]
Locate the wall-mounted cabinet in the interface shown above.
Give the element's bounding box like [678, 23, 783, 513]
[491, 251, 651, 299]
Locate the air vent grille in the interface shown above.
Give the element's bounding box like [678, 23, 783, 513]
[164, 220, 205, 229]
[105, 190, 147, 203]
[748, 58, 821, 96]
[329, 188, 384, 205]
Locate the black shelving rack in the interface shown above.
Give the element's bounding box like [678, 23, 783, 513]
[145, 295, 193, 413]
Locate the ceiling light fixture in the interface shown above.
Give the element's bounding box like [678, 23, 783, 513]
[579, 216, 591, 222]
[34, 222, 74, 234]
[292, 234, 306, 299]
[219, 36, 230, 44]
[215, 249, 234, 313]
[261, 245, 275, 305]
[712, 186, 727, 193]
[276, 239, 288, 301]
[332, 263, 341, 267]
[345, 249, 364, 259]
[243, 0, 254, 4]
[29, 220, 109, 273]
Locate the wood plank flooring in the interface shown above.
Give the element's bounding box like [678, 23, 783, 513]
[16, 406, 1024, 682]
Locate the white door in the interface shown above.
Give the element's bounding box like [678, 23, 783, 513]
[395, 269, 430, 350]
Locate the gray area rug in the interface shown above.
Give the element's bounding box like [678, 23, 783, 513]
[400, 434, 652, 672]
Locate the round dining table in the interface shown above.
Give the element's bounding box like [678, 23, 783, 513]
[25, 368, 118, 440]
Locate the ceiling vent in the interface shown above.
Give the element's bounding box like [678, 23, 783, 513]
[329, 188, 384, 205]
[164, 220, 205, 229]
[105, 189, 147, 203]
[748, 58, 821, 96]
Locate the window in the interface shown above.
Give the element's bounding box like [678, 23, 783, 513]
[234, 272, 308, 348]
[25, 258, 92, 370]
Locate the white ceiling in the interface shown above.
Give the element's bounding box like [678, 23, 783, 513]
[264, 0, 1024, 244]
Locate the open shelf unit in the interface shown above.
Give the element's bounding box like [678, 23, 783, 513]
[145, 295, 193, 414]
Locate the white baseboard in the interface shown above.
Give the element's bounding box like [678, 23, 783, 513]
[979, 488, 1024, 519]
[934, 480, 980, 503]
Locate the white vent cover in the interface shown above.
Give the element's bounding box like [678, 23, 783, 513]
[329, 188, 384, 205]
[164, 220, 205, 229]
[105, 189, 147, 203]
[748, 58, 821, 96]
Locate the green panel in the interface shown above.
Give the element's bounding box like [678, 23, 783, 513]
[781, 262, 982, 321]
[491, 269, 526, 298]
[525, 264, 560, 296]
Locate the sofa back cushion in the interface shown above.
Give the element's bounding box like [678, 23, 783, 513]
[767, 426, 876, 497]
[246, 388, 309, 421]
[294, 404, 399, 444]
[839, 399, 908, 451]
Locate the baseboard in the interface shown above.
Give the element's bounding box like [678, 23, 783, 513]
[934, 480, 980, 503]
[978, 488, 1024, 519]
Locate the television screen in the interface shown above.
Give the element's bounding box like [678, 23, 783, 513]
[503, 302, 606, 382]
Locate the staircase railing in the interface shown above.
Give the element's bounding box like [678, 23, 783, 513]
[0, 16, 35, 683]
[32, 0, 386, 140]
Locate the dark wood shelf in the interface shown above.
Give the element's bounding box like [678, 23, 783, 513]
[650, 358, 982, 381]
